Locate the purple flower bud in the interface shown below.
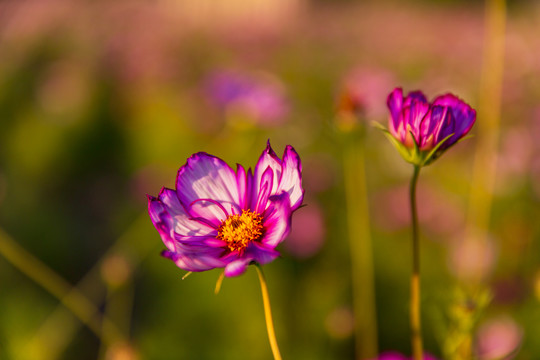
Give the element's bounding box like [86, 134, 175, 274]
[383, 87, 476, 166]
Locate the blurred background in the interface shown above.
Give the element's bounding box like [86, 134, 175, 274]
[1, 0, 540, 359]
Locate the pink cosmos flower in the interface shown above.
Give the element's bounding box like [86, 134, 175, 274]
[205, 70, 289, 125]
[476, 316, 523, 360]
[384, 87, 476, 166]
[147, 142, 303, 277]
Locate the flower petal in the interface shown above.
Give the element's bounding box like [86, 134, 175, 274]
[377, 352, 408, 360]
[261, 193, 292, 248]
[224, 258, 251, 277]
[247, 242, 280, 265]
[433, 93, 476, 142]
[432, 106, 456, 149]
[236, 164, 248, 210]
[387, 88, 404, 136]
[176, 152, 241, 224]
[254, 166, 274, 213]
[277, 145, 304, 211]
[252, 141, 282, 208]
[403, 99, 430, 142]
[148, 188, 217, 252]
[162, 249, 226, 272]
[420, 105, 451, 149]
[403, 90, 428, 107]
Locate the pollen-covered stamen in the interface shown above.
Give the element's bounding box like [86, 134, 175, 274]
[217, 210, 264, 253]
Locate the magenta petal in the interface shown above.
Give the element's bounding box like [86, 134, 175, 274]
[176, 152, 241, 222]
[376, 352, 408, 360]
[247, 242, 280, 265]
[162, 249, 226, 272]
[387, 87, 404, 135]
[261, 193, 292, 248]
[158, 188, 216, 236]
[254, 166, 274, 213]
[224, 258, 251, 277]
[148, 188, 217, 251]
[403, 91, 428, 107]
[236, 164, 248, 210]
[277, 145, 304, 211]
[402, 101, 430, 143]
[433, 93, 476, 143]
[188, 199, 229, 227]
[253, 141, 281, 202]
[148, 193, 177, 252]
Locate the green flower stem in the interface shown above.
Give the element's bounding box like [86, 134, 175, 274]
[0, 227, 123, 346]
[255, 265, 282, 360]
[344, 139, 378, 359]
[410, 165, 423, 360]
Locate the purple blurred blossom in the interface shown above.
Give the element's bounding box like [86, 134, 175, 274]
[476, 316, 523, 360]
[324, 306, 354, 339]
[338, 66, 395, 120]
[448, 238, 496, 281]
[147, 141, 303, 277]
[284, 201, 325, 258]
[373, 184, 464, 236]
[386, 88, 476, 164]
[205, 70, 289, 125]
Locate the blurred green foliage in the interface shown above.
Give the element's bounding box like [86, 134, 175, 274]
[1, 1, 540, 359]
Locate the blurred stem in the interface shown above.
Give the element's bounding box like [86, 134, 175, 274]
[255, 265, 282, 360]
[0, 227, 123, 346]
[343, 138, 378, 359]
[410, 165, 423, 360]
[465, 0, 506, 259]
[98, 281, 135, 359]
[28, 212, 153, 358]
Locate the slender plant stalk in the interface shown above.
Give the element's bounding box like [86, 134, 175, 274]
[28, 213, 153, 358]
[344, 139, 378, 359]
[98, 279, 135, 359]
[409, 165, 423, 360]
[465, 0, 506, 271]
[255, 265, 282, 360]
[0, 227, 123, 346]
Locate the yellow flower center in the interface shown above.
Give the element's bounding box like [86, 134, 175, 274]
[217, 210, 264, 253]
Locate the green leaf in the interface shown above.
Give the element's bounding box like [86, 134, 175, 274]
[422, 133, 454, 166]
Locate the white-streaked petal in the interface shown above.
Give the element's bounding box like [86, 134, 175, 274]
[252, 142, 281, 205]
[162, 250, 226, 272]
[176, 152, 241, 223]
[277, 145, 304, 210]
[254, 167, 274, 213]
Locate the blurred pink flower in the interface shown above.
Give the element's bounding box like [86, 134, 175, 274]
[204, 70, 289, 126]
[373, 183, 464, 237]
[476, 316, 523, 360]
[496, 127, 533, 194]
[301, 154, 337, 194]
[338, 66, 395, 121]
[284, 201, 325, 258]
[448, 239, 497, 281]
[325, 306, 354, 339]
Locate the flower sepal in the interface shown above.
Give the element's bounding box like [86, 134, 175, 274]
[375, 122, 454, 167]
